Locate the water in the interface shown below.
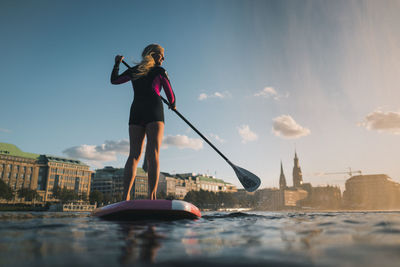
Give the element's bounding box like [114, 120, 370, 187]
[1, 211, 400, 267]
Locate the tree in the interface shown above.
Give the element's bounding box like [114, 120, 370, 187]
[103, 193, 113, 204]
[184, 190, 241, 210]
[157, 190, 167, 199]
[89, 190, 104, 205]
[52, 185, 62, 199]
[18, 188, 39, 201]
[0, 180, 13, 200]
[166, 194, 175, 200]
[52, 186, 82, 203]
[114, 192, 123, 203]
[79, 193, 88, 202]
[59, 188, 79, 203]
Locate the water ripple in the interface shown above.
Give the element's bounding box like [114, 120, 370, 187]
[1, 211, 400, 267]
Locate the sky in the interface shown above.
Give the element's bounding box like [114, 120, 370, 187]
[1, 0, 400, 191]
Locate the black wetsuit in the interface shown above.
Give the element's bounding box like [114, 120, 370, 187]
[111, 63, 176, 126]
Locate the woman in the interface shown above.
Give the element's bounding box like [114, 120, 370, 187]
[111, 44, 176, 200]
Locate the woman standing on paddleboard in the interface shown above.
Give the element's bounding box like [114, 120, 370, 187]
[111, 44, 176, 200]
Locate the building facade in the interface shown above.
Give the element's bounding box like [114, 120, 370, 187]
[0, 144, 40, 192]
[44, 156, 92, 201]
[0, 143, 92, 202]
[157, 172, 237, 199]
[299, 185, 342, 209]
[255, 188, 282, 210]
[91, 166, 148, 200]
[343, 174, 400, 210]
[258, 151, 343, 210]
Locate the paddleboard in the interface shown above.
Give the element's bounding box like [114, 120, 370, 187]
[92, 199, 201, 221]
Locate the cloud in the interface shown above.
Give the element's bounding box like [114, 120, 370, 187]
[198, 93, 208, 101]
[238, 125, 258, 143]
[63, 145, 117, 162]
[272, 115, 310, 139]
[63, 134, 203, 164]
[254, 87, 289, 100]
[209, 133, 226, 143]
[62, 139, 130, 162]
[359, 110, 400, 134]
[99, 139, 130, 155]
[0, 128, 11, 133]
[198, 91, 231, 101]
[162, 135, 203, 150]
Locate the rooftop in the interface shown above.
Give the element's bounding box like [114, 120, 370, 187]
[0, 142, 39, 160]
[44, 155, 86, 166]
[347, 174, 397, 184]
[0, 142, 88, 166]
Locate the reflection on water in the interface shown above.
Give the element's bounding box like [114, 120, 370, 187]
[119, 224, 162, 265]
[1, 211, 400, 266]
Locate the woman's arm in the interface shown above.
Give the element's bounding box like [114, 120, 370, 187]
[110, 55, 131, 84]
[152, 71, 176, 108]
[160, 74, 176, 108]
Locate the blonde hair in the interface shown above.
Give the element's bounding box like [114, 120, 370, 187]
[132, 44, 164, 81]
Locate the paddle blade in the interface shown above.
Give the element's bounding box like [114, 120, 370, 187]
[232, 165, 261, 192]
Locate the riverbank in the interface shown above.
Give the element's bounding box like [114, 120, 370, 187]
[0, 203, 49, 211]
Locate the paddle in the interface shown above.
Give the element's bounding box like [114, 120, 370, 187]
[121, 60, 261, 192]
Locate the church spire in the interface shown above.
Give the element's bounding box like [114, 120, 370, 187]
[293, 150, 303, 187]
[279, 161, 287, 189]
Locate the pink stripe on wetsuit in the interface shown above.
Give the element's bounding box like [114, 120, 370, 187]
[152, 74, 175, 105]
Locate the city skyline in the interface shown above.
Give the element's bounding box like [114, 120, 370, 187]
[0, 141, 389, 193]
[1, 0, 400, 190]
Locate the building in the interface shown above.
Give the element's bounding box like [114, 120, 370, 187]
[283, 188, 308, 207]
[0, 142, 92, 202]
[91, 166, 148, 200]
[275, 154, 309, 208]
[292, 151, 303, 188]
[343, 174, 400, 210]
[43, 155, 92, 202]
[157, 172, 237, 199]
[256, 188, 282, 210]
[299, 185, 341, 209]
[279, 161, 287, 190]
[0, 143, 42, 199]
[133, 169, 148, 199]
[259, 151, 344, 210]
[91, 167, 123, 200]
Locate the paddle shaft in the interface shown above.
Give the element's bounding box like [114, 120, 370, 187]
[121, 60, 231, 165]
[162, 97, 231, 164]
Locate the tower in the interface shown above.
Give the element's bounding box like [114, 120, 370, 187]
[292, 150, 303, 187]
[279, 161, 287, 189]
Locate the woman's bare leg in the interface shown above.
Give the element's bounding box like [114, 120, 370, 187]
[123, 125, 146, 201]
[145, 121, 164, 200]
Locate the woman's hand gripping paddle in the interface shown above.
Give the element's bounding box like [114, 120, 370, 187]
[121, 60, 261, 192]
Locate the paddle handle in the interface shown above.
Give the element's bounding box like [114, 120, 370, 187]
[121, 60, 231, 165]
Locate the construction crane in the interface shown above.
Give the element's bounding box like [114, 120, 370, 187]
[324, 167, 362, 177]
